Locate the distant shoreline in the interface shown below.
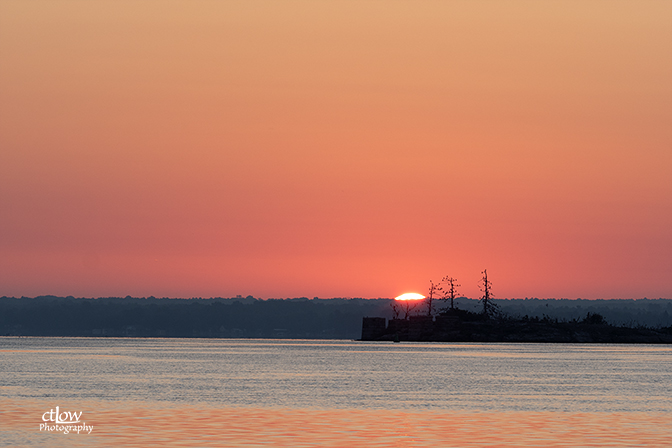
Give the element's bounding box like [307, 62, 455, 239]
[2, 296, 671, 341]
[1, 334, 671, 344]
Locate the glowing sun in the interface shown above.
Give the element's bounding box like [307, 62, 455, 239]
[394, 293, 426, 301]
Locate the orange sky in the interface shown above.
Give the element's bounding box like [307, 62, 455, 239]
[1, 1, 670, 299]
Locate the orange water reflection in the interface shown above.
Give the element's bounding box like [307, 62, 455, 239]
[2, 398, 671, 447]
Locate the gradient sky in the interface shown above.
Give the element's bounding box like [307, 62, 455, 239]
[1, 1, 670, 299]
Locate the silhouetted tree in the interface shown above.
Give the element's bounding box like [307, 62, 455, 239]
[392, 299, 421, 320]
[583, 312, 605, 325]
[426, 280, 438, 317]
[391, 301, 400, 319]
[479, 269, 498, 318]
[439, 276, 460, 310]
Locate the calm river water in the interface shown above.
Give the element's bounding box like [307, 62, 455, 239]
[1, 337, 670, 447]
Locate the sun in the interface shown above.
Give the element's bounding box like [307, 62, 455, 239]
[394, 293, 426, 301]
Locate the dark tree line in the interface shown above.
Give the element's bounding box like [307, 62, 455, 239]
[1, 295, 671, 339]
[0, 296, 393, 339]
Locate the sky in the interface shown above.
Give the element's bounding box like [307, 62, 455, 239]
[1, 1, 670, 300]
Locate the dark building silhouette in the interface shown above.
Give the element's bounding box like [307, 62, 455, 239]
[361, 317, 386, 340]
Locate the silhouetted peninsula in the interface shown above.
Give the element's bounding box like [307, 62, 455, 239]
[361, 308, 672, 343]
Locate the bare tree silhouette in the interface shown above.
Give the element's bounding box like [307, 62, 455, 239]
[426, 280, 438, 317]
[390, 301, 400, 319]
[392, 299, 421, 320]
[439, 276, 460, 311]
[478, 269, 498, 318]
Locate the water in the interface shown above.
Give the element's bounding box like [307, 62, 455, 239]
[1, 337, 671, 446]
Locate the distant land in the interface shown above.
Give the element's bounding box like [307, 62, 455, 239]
[1, 296, 671, 340]
[362, 310, 672, 343]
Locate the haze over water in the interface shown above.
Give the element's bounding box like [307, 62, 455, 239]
[2, 337, 671, 446]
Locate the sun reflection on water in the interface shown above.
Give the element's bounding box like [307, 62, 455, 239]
[3, 338, 672, 446]
[2, 398, 671, 447]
